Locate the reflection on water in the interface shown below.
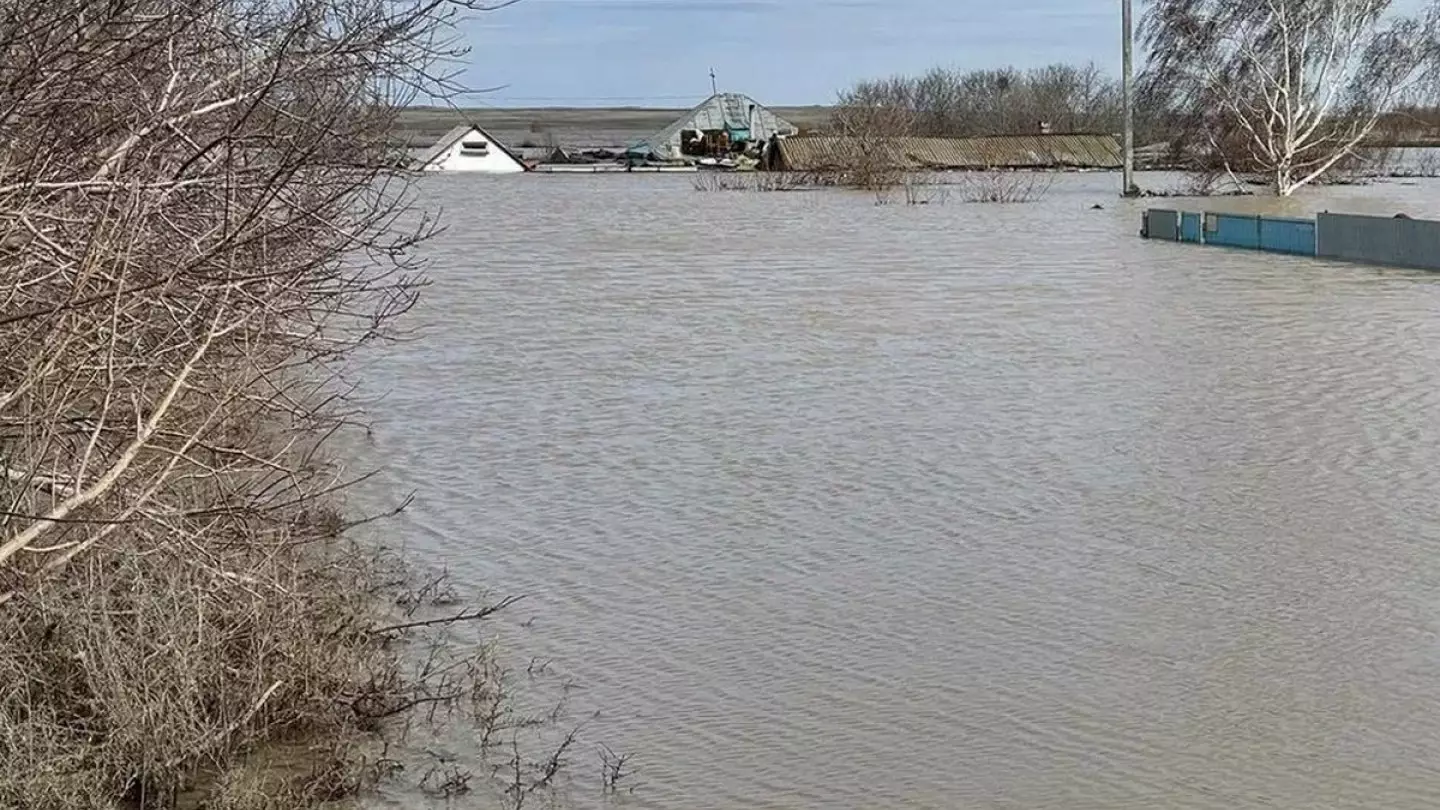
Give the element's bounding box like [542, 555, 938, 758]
[344, 172, 1440, 810]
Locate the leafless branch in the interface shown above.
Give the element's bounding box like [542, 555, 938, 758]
[1140, 0, 1440, 194]
[371, 594, 527, 635]
[0, 0, 573, 807]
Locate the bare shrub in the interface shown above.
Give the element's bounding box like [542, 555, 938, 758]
[837, 63, 1124, 137]
[420, 760, 474, 799]
[1142, 162, 1254, 198]
[692, 172, 806, 192]
[1179, 164, 1242, 197]
[956, 170, 1055, 203]
[0, 0, 581, 807]
[849, 165, 907, 192]
[1387, 148, 1440, 177]
[901, 173, 950, 205]
[876, 173, 951, 206]
[829, 97, 914, 191]
[600, 744, 638, 794]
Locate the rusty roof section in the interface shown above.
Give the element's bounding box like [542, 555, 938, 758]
[774, 133, 1122, 172]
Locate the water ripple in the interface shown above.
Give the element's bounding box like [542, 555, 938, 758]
[347, 173, 1440, 810]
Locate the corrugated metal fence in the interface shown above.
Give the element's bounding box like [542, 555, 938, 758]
[1315, 213, 1440, 270]
[1145, 209, 1178, 241]
[1142, 208, 1440, 270]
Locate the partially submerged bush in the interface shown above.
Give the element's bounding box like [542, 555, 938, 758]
[873, 173, 951, 206]
[5, 538, 389, 806]
[0, 0, 573, 807]
[692, 171, 807, 192]
[955, 170, 1055, 203]
[801, 167, 1052, 203]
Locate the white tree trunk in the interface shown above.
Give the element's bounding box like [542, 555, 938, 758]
[1275, 162, 1298, 195]
[1164, 0, 1429, 198]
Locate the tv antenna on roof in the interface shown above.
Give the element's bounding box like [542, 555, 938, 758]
[709, 68, 718, 96]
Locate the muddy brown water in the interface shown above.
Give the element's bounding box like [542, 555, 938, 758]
[345, 171, 1440, 809]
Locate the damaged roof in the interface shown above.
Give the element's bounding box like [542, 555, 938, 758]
[631, 93, 798, 160]
[773, 133, 1123, 172]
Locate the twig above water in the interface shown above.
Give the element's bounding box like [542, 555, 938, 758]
[370, 593, 526, 635]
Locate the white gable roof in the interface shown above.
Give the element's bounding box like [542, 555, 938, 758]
[416, 125, 527, 173]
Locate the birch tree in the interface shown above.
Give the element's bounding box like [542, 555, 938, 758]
[1142, 0, 1440, 195]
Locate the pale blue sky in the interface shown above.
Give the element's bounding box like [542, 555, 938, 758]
[454, 0, 1127, 106]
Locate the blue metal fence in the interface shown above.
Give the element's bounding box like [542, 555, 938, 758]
[1259, 216, 1316, 255]
[1140, 208, 1411, 268]
[1180, 212, 1202, 243]
[1204, 213, 1261, 249]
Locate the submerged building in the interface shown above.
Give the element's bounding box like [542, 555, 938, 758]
[763, 133, 1124, 173]
[627, 93, 799, 162]
[415, 124, 528, 173]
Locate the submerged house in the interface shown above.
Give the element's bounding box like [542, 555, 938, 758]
[627, 93, 799, 162]
[415, 125, 528, 173]
[763, 133, 1124, 172]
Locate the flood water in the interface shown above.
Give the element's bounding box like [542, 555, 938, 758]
[346, 172, 1440, 809]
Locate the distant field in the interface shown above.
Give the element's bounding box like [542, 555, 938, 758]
[395, 107, 1440, 164]
[396, 105, 834, 151]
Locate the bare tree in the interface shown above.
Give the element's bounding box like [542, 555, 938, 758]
[829, 94, 916, 189]
[0, 0, 577, 807]
[1142, 0, 1440, 195]
[835, 63, 1124, 138]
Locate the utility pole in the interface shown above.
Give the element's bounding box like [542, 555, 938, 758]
[1121, 0, 1137, 197]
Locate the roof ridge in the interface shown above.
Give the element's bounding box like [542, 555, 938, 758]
[414, 122, 528, 171]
